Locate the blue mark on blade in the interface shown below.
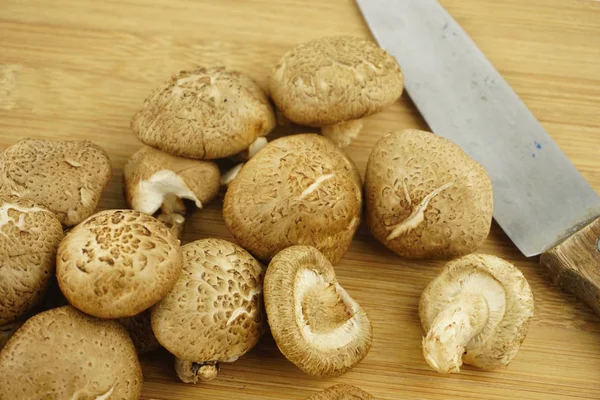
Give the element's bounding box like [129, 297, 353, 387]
[443, 22, 448, 30]
[534, 141, 542, 149]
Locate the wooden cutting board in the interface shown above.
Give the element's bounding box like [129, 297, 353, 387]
[1, 0, 600, 398]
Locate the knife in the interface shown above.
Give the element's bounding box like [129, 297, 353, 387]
[356, 0, 600, 314]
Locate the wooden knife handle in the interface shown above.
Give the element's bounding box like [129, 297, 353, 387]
[540, 216, 600, 315]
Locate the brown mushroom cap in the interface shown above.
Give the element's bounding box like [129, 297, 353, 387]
[264, 246, 372, 377]
[305, 384, 376, 400]
[123, 146, 220, 215]
[119, 310, 161, 355]
[57, 209, 183, 318]
[151, 238, 265, 383]
[269, 36, 403, 127]
[131, 67, 276, 159]
[0, 306, 142, 399]
[0, 196, 64, 325]
[0, 320, 23, 350]
[420, 254, 534, 373]
[223, 134, 362, 264]
[0, 139, 112, 227]
[365, 129, 493, 259]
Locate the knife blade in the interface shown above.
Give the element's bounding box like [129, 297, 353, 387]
[357, 0, 600, 313]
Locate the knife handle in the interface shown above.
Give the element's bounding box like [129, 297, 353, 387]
[540, 216, 600, 315]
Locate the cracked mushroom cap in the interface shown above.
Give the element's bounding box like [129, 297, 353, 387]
[420, 254, 534, 373]
[0, 196, 64, 325]
[151, 238, 265, 383]
[223, 134, 362, 264]
[269, 36, 403, 127]
[119, 310, 161, 355]
[131, 67, 276, 160]
[306, 384, 376, 400]
[365, 129, 493, 259]
[0, 306, 142, 399]
[57, 209, 183, 319]
[264, 246, 372, 377]
[0, 139, 112, 227]
[123, 145, 220, 213]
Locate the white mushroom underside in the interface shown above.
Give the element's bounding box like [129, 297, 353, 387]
[133, 170, 202, 215]
[435, 271, 506, 349]
[247, 137, 268, 158]
[294, 269, 363, 352]
[0, 203, 49, 235]
[220, 163, 244, 186]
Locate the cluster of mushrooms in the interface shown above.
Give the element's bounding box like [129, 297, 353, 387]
[0, 35, 534, 399]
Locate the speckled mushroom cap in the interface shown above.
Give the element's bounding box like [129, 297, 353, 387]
[223, 134, 362, 264]
[305, 384, 376, 400]
[365, 129, 493, 259]
[420, 254, 534, 373]
[152, 238, 265, 364]
[123, 145, 221, 215]
[0, 306, 142, 399]
[57, 209, 183, 319]
[264, 246, 372, 377]
[0, 139, 112, 227]
[131, 67, 276, 159]
[0, 196, 64, 325]
[269, 36, 403, 127]
[119, 310, 161, 355]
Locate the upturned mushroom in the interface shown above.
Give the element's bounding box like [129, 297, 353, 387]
[123, 145, 220, 236]
[57, 209, 183, 319]
[0, 139, 112, 226]
[365, 129, 493, 259]
[264, 246, 372, 377]
[151, 238, 265, 384]
[0, 196, 64, 326]
[306, 384, 375, 400]
[0, 305, 143, 399]
[269, 36, 404, 147]
[223, 134, 362, 264]
[420, 254, 534, 373]
[119, 310, 161, 355]
[131, 66, 276, 159]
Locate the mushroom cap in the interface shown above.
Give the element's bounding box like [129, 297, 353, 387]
[365, 129, 493, 259]
[0, 139, 112, 227]
[131, 67, 276, 159]
[0, 306, 142, 399]
[0, 196, 64, 325]
[0, 320, 23, 350]
[223, 134, 362, 264]
[119, 310, 161, 354]
[123, 146, 220, 215]
[269, 36, 403, 127]
[305, 384, 376, 400]
[56, 209, 183, 318]
[264, 246, 372, 377]
[151, 238, 265, 362]
[419, 254, 534, 370]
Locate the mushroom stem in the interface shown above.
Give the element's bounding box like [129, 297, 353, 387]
[422, 293, 488, 373]
[157, 193, 186, 238]
[174, 359, 219, 384]
[321, 119, 363, 147]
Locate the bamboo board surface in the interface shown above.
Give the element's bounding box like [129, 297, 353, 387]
[1, 0, 600, 399]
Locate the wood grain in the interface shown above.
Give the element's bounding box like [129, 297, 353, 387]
[1, 0, 600, 399]
[541, 217, 600, 316]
